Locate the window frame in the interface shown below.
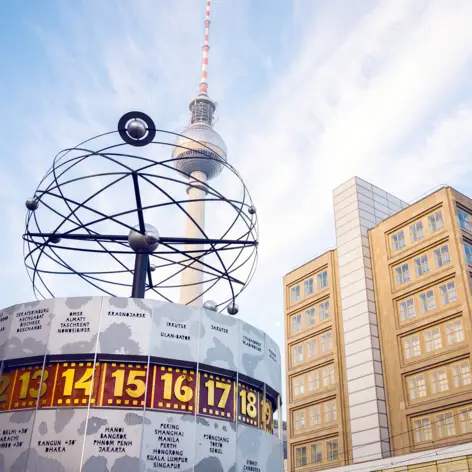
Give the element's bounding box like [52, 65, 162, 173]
[319, 300, 330, 321]
[326, 439, 339, 462]
[428, 210, 444, 232]
[436, 412, 456, 438]
[295, 446, 307, 467]
[292, 344, 303, 365]
[413, 416, 432, 443]
[410, 221, 424, 243]
[415, 254, 430, 277]
[291, 284, 301, 303]
[304, 277, 314, 297]
[291, 313, 302, 334]
[305, 306, 316, 327]
[395, 263, 410, 285]
[399, 297, 416, 322]
[458, 208, 471, 232]
[392, 230, 406, 251]
[317, 271, 328, 290]
[445, 319, 464, 345]
[404, 334, 421, 360]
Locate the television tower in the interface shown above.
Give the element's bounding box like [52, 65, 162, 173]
[172, 0, 227, 306]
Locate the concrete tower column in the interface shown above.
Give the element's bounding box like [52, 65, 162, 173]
[180, 170, 207, 306]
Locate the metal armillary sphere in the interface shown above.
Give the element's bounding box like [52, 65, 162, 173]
[23, 112, 258, 313]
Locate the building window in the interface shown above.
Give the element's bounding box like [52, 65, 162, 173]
[317, 271, 328, 290]
[392, 230, 406, 251]
[404, 334, 421, 359]
[322, 365, 335, 388]
[321, 331, 332, 353]
[434, 244, 450, 268]
[311, 443, 323, 464]
[291, 285, 300, 303]
[452, 361, 471, 388]
[436, 412, 456, 438]
[325, 401, 337, 423]
[326, 439, 339, 461]
[408, 374, 427, 400]
[293, 376, 304, 396]
[429, 210, 444, 232]
[424, 327, 442, 353]
[419, 290, 436, 313]
[415, 255, 430, 277]
[410, 221, 424, 242]
[459, 407, 472, 434]
[413, 417, 432, 443]
[305, 307, 316, 327]
[395, 263, 410, 285]
[430, 369, 449, 394]
[439, 281, 457, 304]
[307, 371, 319, 392]
[458, 208, 471, 232]
[306, 339, 316, 359]
[319, 301, 330, 321]
[304, 278, 314, 296]
[400, 298, 415, 321]
[295, 410, 306, 431]
[446, 319, 464, 345]
[292, 344, 303, 365]
[309, 405, 321, 426]
[464, 242, 472, 264]
[291, 314, 302, 334]
[295, 446, 307, 467]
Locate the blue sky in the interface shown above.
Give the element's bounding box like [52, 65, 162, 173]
[2, 0, 472, 389]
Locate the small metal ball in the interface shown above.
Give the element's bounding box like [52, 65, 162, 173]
[128, 224, 160, 253]
[150, 264, 156, 272]
[126, 119, 147, 140]
[227, 302, 239, 315]
[25, 199, 39, 211]
[203, 300, 218, 312]
[248, 206, 256, 215]
[49, 235, 61, 244]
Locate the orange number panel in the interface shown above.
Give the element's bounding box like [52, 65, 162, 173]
[237, 382, 260, 427]
[198, 372, 235, 421]
[151, 365, 196, 413]
[100, 362, 149, 408]
[50, 362, 100, 408]
[260, 395, 274, 433]
[0, 369, 15, 411]
[10, 364, 55, 410]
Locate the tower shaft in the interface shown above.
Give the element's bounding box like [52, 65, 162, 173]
[176, 0, 227, 307]
[180, 171, 207, 306]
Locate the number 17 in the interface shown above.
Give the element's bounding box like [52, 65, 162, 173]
[205, 380, 231, 409]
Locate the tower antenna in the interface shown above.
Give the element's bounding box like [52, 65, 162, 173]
[199, 0, 211, 96]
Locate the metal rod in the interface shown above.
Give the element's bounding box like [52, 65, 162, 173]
[24, 232, 258, 246]
[131, 253, 149, 298]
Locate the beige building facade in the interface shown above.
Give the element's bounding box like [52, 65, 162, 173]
[284, 177, 472, 472]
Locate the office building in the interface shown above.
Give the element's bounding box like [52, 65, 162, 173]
[283, 177, 472, 471]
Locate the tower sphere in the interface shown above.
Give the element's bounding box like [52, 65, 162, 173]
[128, 224, 160, 253]
[172, 124, 227, 180]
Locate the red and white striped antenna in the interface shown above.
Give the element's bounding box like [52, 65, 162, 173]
[199, 0, 211, 95]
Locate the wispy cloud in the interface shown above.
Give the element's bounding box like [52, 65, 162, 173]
[2, 0, 472, 402]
